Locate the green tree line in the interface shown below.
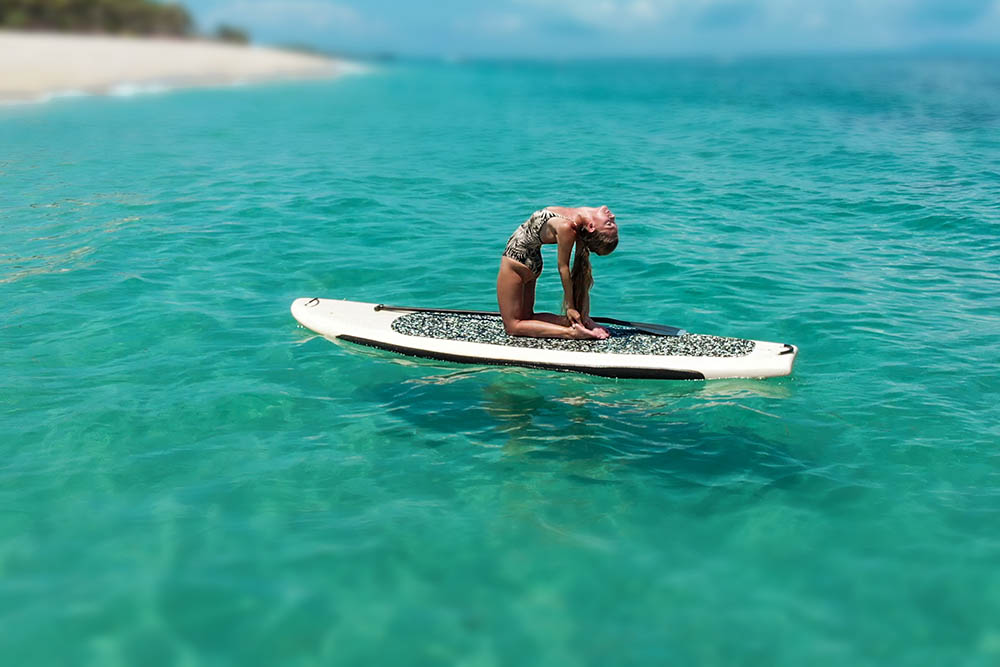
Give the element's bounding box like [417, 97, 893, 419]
[1, 0, 195, 37]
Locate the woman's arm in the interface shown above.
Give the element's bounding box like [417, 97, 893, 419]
[555, 222, 580, 323]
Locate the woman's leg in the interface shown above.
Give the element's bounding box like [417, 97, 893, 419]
[497, 258, 596, 339]
[522, 277, 572, 326]
[521, 278, 536, 319]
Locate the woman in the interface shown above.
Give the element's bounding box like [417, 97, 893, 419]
[497, 205, 619, 339]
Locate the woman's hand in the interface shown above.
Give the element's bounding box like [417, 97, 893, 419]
[566, 308, 583, 325]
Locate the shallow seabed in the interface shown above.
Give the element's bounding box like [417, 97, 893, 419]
[2, 56, 999, 665]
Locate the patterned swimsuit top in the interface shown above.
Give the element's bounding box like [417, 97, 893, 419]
[502, 209, 569, 277]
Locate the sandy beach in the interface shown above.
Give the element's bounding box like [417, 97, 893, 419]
[0, 30, 348, 102]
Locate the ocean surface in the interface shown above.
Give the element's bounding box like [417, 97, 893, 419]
[2, 55, 999, 665]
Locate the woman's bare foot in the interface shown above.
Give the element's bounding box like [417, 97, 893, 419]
[569, 323, 603, 340]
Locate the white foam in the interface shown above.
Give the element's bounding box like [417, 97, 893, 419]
[0, 63, 369, 107]
[107, 82, 173, 97]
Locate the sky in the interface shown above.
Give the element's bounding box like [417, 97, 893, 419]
[187, 0, 1000, 57]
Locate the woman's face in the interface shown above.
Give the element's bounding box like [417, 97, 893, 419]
[588, 206, 618, 255]
[590, 205, 617, 232]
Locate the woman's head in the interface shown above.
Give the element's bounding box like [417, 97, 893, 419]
[577, 206, 619, 255]
[568, 206, 619, 312]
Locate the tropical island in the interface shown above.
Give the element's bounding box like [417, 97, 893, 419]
[0, 0, 347, 103]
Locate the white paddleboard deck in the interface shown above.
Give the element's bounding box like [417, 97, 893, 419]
[291, 298, 798, 380]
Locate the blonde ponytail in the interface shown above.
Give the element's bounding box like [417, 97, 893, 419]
[568, 238, 593, 312]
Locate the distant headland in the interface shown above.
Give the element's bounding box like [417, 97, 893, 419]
[0, 0, 248, 42]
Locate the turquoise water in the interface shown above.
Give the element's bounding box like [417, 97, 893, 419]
[2, 56, 999, 665]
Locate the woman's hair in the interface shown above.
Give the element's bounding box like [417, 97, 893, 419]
[568, 226, 619, 311]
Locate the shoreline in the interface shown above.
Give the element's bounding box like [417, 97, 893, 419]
[0, 30, 354, 103]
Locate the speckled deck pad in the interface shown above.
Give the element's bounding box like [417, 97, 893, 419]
[390, 313, 755, 357]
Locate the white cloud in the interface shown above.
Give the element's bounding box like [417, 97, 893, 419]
[801, 10, 828, 31]
[467, 11, 528, 36]
[627, 0, 662, 22]
[579, 0, 672, 29]
[517, 0, 696, 31]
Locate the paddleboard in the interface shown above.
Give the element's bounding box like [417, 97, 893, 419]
[290, 298, 798, 380]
